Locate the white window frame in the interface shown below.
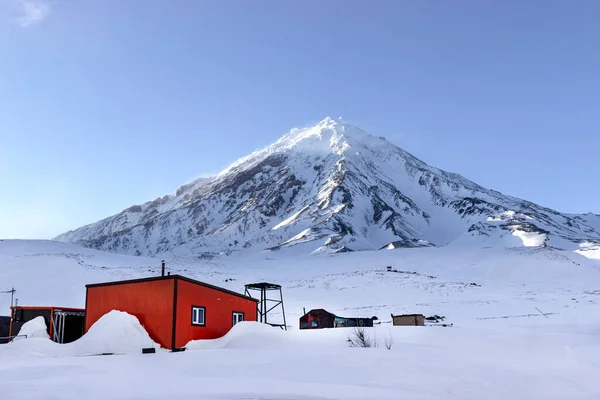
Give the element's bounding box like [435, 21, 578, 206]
[192, 306, 205, 326]
[232, 311, 244, 326]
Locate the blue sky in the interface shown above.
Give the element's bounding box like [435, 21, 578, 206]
[1, 1, 599, 239]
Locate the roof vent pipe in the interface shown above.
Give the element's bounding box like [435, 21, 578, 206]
[161, 260, 165, 277]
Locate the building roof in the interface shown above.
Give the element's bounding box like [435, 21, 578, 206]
[10, 306, 85, 312]
[302, 309, 374, 320]
[391, 313, 424, 318]
[302, 308, 334, 317]
[85, 274, 258, 302]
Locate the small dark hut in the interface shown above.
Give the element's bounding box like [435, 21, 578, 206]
[0, 316, 10, 344]
[10, 306, 86, 343]
[299, 309, 376, 330]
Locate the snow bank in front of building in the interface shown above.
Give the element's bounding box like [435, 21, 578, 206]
[5, 310, 161, 357]
[16, 316, 50, 339]
[74, 310, 162, 355]
[184, 322, 393, 350]
[186, 322, 293, 350]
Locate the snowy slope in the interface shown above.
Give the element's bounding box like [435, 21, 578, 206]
[1, 240, 600, 399]
[0, 239, 160, 311]
[54, 117, 600, 258]
[2, 239, 599, 325]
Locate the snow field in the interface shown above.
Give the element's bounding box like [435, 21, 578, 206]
[1, 319, 599, 399]
[1, 239, 600, 398]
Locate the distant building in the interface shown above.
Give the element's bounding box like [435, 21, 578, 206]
[299, 309, 376, 330]
[391, 313, 425, 326]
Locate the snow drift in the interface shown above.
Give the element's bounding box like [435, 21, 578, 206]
[16, 316, 50, 339]
[186, 322, 293, 350]
[5, 310, 160, 357]
[185, 321, 417, 351]
[76, 310, 161, 354]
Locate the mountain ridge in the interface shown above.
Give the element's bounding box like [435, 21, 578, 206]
[55, 117, 600, 259]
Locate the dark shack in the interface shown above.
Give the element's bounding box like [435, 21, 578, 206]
[299, 309, 376, 330]
[0, 316, 10, 344]
[10, 306, 86, 343]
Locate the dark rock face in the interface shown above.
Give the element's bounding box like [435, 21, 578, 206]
[54, 118, 600, 256]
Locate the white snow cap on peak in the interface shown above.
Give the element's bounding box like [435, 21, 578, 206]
[268, 116, 385, 157]
[315, 116, 350, 127]
[218, 117, 383, 176]
[317, 116, 339, 126]
[303, 117, 380, 143]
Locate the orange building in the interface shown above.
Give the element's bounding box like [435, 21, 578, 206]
[85, 275, 258, 350]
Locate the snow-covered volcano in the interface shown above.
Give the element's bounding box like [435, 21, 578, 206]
[55, 117, 600, 257]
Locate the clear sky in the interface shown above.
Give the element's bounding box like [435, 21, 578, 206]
[1, 1, 599, 239]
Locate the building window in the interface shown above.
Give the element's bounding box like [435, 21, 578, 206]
[192, 306, 205, 326]
[232, 311, 244, 326]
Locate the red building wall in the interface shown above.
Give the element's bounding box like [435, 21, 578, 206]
[174, 279, 257, 348]
[85, 279, 174, 349]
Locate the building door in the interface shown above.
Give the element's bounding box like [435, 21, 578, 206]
[232, 312, 244, 326]
[52, 310, 86, 344]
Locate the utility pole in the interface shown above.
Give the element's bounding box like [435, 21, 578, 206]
[1, 288, 16, 308]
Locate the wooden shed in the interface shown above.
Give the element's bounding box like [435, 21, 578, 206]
[391, 313, 425, 326]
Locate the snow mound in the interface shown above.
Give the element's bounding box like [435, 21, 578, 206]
[76, 310, 161, 354]
[17, 316, 50, 339]
[186, 322, 291, 350]
[6, 310, 161, 357]
[184, 322, 393, 351]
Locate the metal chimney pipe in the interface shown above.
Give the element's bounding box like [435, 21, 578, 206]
[161, 261, 165, 277]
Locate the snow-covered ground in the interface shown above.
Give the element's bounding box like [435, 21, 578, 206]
[2, 320, 600, 400]
[1, 239, 600, 399]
